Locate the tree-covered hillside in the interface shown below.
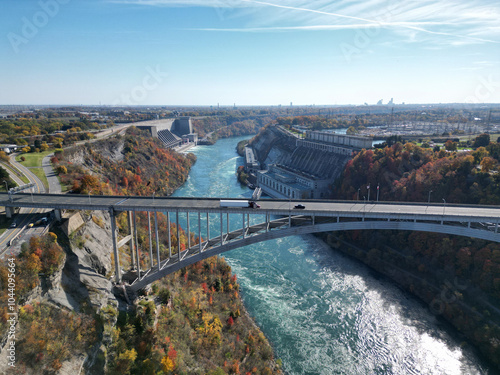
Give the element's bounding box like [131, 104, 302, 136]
[329, 136, 500, 370]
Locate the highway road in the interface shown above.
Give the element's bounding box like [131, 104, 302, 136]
[2, 194, 499, 224]
[0, 124, 130, 255]
[9, 154, 46, 194]
[42, 153, 62, 194]
[0, 155, 47, 254]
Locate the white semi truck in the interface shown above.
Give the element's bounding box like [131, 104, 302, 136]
[219, 200, 260, 208]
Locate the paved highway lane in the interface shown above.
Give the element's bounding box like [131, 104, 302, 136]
[9, 154, 45, 194]
[42, 153, 62, 194]
[0, 155, 47, 252]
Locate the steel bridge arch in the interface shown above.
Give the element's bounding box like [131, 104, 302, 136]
[129, 219, 500, 291]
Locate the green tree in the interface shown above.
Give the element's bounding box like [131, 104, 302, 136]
[346, 126, 357, 135]
[473, 133, 490, 148]
[445, 140, 457, 151]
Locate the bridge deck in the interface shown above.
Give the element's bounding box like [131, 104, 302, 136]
[2, 193, 499, 223]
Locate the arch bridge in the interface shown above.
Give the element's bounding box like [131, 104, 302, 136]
[1, 193, 499, 292]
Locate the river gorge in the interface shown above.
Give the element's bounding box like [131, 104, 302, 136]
[174, 135, 493, 375]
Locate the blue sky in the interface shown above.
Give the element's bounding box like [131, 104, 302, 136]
[0, 0, 499, 105]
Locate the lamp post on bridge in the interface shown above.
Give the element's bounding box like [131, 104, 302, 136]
[376, 184, 380, 202]
[367, 184, 370, 202]
[357, 188, 360, 201]
[428, 190, 433, 203]
[442, 198, 446, 215]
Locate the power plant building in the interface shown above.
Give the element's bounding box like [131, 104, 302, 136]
[256, 130, 372, 199]
[135, 117, 196, 148]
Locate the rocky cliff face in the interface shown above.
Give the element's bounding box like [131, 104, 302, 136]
[250, 126, 297, 168]
[59, 211, 116, 311]
[65, 136, 125, 169]
[0, 210, 118, 375]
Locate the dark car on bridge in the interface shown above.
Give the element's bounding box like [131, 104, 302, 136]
[294, 204, 305, 209]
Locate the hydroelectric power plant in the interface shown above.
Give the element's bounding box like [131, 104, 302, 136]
[245, 125, 372, 199]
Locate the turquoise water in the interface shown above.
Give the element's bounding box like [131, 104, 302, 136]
[174, 136, 493, 375]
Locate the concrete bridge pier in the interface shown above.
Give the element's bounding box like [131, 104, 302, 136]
[5, 206, 14, 219]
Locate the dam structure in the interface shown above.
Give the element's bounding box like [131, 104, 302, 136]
[135, 117, 198, 148]
[252, 127, 372, 199]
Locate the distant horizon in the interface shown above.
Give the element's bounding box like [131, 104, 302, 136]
[1, 102, 500, 108]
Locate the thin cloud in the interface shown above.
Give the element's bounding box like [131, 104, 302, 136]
[109, 0, 500, 44]
[108, 0, 246, 7]
[404, 25, 500, 44]
[238, 0, 500, 44]
[190, 22, 454, 33]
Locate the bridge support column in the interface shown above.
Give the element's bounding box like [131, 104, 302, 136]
[176, 211, 180, 261]
[198, 212, 202, 253]
[154, 212, 160, 270]
[187, 212, 190, 249]
[133, 211, 140, 281]
[220, 212, 223, 246]
[54, 209, 62, 222]
[148, 212, 153, 269]
[128, 211, 136, 269]
[5, 206, 14, 219]
[242, 213, 246, 239]
[206, 213, 210, 242]
[167, 212, 171, 259]
[110, 209, 121, 284]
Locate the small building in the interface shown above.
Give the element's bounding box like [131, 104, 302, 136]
[182, 133, 198, 145]
[244, 146, 260, 174]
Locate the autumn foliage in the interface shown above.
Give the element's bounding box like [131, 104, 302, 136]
[331, 139, 500, 369]
[52, 127, 196, 197]
[105, 257, 281, 374]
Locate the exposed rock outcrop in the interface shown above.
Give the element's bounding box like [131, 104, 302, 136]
[250, 126, 297, 167]
[63, 211, 116, 310]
